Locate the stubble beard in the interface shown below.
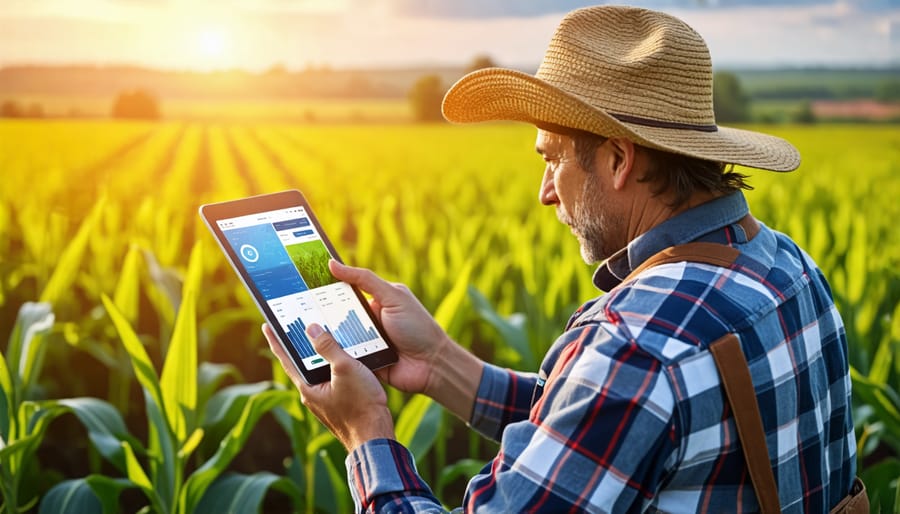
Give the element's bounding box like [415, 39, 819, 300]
[559, 172, 624, 264]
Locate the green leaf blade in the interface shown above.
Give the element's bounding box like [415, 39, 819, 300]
[39, 479, 103, 514]
[395, 394, 442, 462]
[194, 472, 301, 514]
[100, 295, 166, 430]
[160, 242, 202, 441]
[40, 198, 104, 305]
[181, 389, 292, 514]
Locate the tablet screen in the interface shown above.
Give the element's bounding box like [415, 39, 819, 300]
[217, 206, 390, 370]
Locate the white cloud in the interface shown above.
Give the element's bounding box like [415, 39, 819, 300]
[0, 0, 896, 68]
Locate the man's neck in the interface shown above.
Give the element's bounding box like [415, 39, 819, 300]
[625, 190, 724, 243]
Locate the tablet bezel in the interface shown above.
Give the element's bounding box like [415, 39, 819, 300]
[199, 189, 398, 385]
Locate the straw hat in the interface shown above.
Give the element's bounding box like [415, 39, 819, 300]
[442, 5, 800, 172]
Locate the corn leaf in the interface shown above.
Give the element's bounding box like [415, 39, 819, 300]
[101, 295, 165, 427]
[437, 458, 486, 491]
[469, 286, 533, 369]
[39, 479, 103, 514]
[869, 334, 893, 386]
[194, 472, 302, 514]
[6, 302, 54, 403]
[197, 362, 241, 409]
[395, 394, 442, 462]
[0, 340, 13, 444]
[121, 439, 165, 514]
[40, 198, 104, 305]
[160, 242, 202, 441]
[144, 389, 176, 511]
[181, 389, 293, 514]
[113, 244, 143, 324]
[39, 476, 134, 514]
[178, 427, 204, 460]
[317, 448, 351, 514]
[103, 294, 177, 508]
[859, 457, 900, 514]
[122, 440, 152, 491]
[201, 382, 272, 429]
[56, 398, 142, 474]
[0, 402, 68, 479]
[141, 247, 179, 328]
[433, 260, 472, 337]
[850, 367, 900, 442]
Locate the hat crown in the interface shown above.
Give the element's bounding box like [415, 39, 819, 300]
[536, 6, 716, 127]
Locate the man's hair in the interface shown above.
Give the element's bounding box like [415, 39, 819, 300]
[567, 128, 752, 209]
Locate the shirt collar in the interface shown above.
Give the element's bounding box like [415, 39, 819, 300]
[592, 191, 751, 292]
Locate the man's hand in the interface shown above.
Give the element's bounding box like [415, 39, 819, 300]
[263, 323, 394, 452]
[269, 260, 485, 425]
[328, 259, 450, 397]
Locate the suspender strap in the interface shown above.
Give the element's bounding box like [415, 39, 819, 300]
[622, 241, 780, 512]
[709, 334, 782, 514]
[622, 242, 741, 284]
[625, 234, 867, 513]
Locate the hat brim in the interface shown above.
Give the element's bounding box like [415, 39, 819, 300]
[442, 68, 800, 172]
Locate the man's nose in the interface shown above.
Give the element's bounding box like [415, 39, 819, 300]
[539, 167, 558, 206]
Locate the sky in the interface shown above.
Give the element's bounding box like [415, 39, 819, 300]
[1, 0, 898, 71]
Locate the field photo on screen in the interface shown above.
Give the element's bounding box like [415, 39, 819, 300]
[286, 239, 338, 290]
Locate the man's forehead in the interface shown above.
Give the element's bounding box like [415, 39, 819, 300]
[535, 129, 572, 152]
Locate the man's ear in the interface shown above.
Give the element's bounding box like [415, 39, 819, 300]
[606, 138, 636, 191]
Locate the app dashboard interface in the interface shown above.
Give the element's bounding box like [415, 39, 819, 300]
[218, 206, 388, 370]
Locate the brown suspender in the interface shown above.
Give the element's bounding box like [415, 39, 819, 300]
[624, 240, 868, 514]
[709, 333, 782, 514]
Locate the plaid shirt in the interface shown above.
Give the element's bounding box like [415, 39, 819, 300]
[345, 192, 856, 513]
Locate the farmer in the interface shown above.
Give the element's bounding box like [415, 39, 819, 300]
[265, 5, 862, 512]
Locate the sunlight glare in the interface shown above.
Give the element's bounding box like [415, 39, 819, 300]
[196, 26, 229, 59]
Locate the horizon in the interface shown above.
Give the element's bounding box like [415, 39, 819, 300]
[1, 1, 898, 72]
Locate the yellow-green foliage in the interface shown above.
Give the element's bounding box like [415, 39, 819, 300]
[1, 120, 898, 510]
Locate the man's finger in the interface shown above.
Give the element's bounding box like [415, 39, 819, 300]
[306, 323, 352, 366]
[329, 260, 397, 300]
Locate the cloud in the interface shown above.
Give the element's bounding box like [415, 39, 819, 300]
[0, 0, 895, 69]
[386, 0, 869, 19]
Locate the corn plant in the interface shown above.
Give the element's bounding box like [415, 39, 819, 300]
[37, 243, 298, 513]
[0, 302, 56, 513]
[3, 121, 900, 509]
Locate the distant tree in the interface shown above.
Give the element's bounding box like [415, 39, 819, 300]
[1, 100, 23, 118]
[26, 103, 44, 118]
[111, 90, 161, 120]
[713, 71, 750, 123]
[875, 79, 900, 102]
[265, 62, 288, 76]
[466, 54, 497, 74]
[409, 74, 446, 122]
[791, 102, 816, 124]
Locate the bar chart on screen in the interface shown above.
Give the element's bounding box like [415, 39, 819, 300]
[327, 309, 379, 347]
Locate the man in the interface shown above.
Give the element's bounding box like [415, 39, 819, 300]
[264, 5, 858, 512]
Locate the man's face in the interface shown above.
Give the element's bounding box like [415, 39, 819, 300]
[535, 129, 623, 263]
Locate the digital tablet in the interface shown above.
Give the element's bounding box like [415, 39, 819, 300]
[199, 190, 398, 385]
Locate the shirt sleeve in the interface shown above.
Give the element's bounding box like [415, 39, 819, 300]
[346, 323, 680, 513]
[461, 322, 680, 512]
[467, 364, 539, 442]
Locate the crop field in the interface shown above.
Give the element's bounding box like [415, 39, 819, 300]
[1, 120, 898, 512]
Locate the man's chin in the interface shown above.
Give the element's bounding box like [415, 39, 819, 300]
[578, 243, 600, 265]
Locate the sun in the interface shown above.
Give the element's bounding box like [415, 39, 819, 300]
[195, 26, 229, 59]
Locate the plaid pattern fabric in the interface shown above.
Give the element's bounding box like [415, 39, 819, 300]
[345, 193, 856, 513]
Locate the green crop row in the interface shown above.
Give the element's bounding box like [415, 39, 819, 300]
[0, 120, 898, 512]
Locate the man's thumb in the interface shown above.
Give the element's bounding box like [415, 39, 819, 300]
[306, 323, 347, 363]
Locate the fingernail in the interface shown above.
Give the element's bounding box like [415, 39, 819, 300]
[307, 323, 324, 339]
